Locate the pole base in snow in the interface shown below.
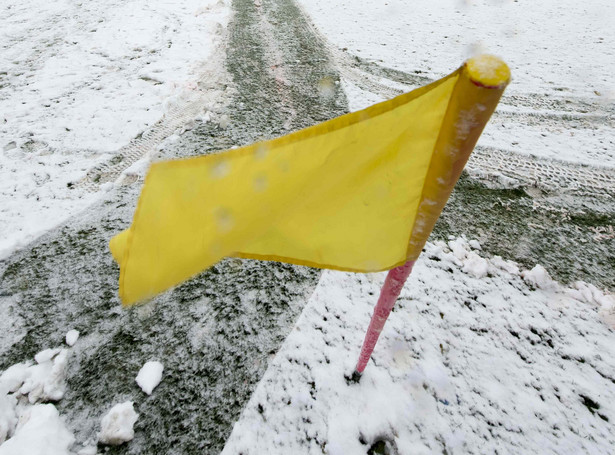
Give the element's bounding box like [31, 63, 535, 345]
[345, 370, 363, 384]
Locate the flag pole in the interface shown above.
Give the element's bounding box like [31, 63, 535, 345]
[353, 55, 510, 378]
[354, 260, 415, 376]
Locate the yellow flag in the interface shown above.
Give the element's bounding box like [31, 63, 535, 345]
[111, 55, 510, 305]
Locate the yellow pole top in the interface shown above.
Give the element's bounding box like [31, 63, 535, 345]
[465, 54, 511, 89]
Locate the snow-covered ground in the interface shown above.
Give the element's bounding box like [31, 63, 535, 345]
[220, 1, 615, 453]
[0, 334, 164, 454]
[224, 239, 615, 454]
[1, 238, 612, 454]
[298, 0, 614, 98]
[0, 0, 230, 258]
[298, 0, 615, 168]
[1, 0, 614, 453]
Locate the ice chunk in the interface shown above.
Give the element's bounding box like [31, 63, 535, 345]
[136, 361, 164, 395]
[98, 402, 139, 446]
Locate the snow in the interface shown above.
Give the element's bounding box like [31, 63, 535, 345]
[0, 348, 68, 404]
[0, 404, 74, 455]
[297, 0, 615, 98]
[98, 401, 139, 446]
[0, 395, 16, 445]
[298, 0, 615, 168]
[0, 365, 30, 395]
[490, 255, 520, 276]
[0, 0, 231, 259]
[65, 330, 80, 347]
[135, 361, 164, 395]
[223, 239, 615, 454]
[461, 252, 489, 279]
[522, 264, 557, 290]
[0, 346, 142, 452]
[468, 239, 481, 250]
[0, 348, 70, 449]
[1, 0, 614, 452]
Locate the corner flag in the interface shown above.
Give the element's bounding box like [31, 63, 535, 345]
[110, 55, 510, 306]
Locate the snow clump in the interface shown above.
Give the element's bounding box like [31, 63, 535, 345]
[490, 255, 520, 275]
[462, 252, 489, 279]
[521, 264, 557, 290]
[135, 361, 164, 395]
[0, 348, 68, 403]
[65, 330, 80, 347]
[0, 394, 17, 444]
[0, 404, 74, 455]
[98, 402, 139, 446]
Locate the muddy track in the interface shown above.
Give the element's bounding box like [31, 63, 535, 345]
[0, 0, 347, 454]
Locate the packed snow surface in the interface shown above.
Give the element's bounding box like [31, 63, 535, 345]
[98, 401, 139, 446]
[223, 239, 615, 454]
[298, 0, 614, 98]
[135, 361, 164, 395]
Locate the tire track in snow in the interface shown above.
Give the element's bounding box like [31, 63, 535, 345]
[75, 35, 231, 191]
[468, 145, 615, 195]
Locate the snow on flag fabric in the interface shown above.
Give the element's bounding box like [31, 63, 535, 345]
[110, 55, 510, 305]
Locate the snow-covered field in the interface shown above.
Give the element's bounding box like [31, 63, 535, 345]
[299, 0, 615, 98]
[224, 239, 615, 454]
[1, 0, 615, 453]
[298, 0, 615, 168]
[0, 0, 230, 258]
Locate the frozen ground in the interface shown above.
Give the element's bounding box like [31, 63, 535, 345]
[224, 240, 615, 454]
[0, 0, 230, 258]
[1, 239, 612, 455]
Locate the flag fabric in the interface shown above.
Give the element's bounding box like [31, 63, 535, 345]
[110, 55, 510, 305]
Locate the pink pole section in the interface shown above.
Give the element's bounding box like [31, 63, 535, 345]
[355, 260, 416, 374]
